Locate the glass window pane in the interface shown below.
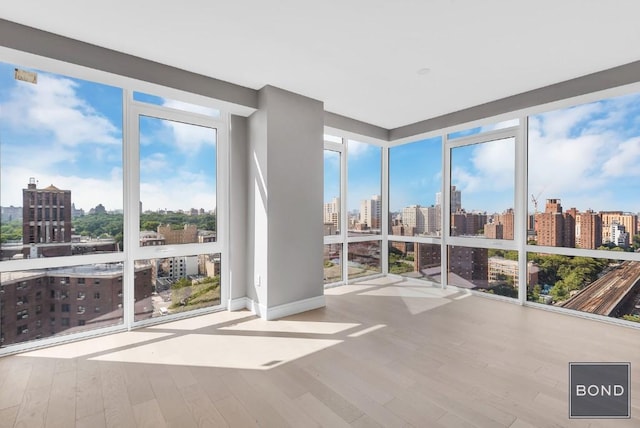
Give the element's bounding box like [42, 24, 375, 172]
[347, 140, 381, 236]
[450, 137, 515, 239]
[348, 241, 381, 280]
[324, 150, 340, 236]
[1, 263, 124, 346]
[447, 246, 519, 298]
[528, 93, 640, 251]
[134, 253, 221, 320]
[389, 137, 442, 236]
[526, 252, 640, 322]
[389, 242, 442, 283]
[323, 244, 342, 285]
[133, 92, 221, 118]
[447, 119, 519, 140]
[139, 116, 216, 246]
[0, 62, 123, 260]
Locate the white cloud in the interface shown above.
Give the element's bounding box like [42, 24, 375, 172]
[601, 137, 640, 177]
[141, 170, 216, 212]
[140, 153, 169, 171]
[165, 120, 217, 152]
[0, 74, 121, 146]
[347, 140, 375, 158]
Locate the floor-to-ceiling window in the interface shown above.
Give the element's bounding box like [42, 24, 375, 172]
[323, 135, 385, 285]
[445, 125, 520, 297]
[0, 57, 228, 351]
[526, 91, 640, 323]
[323, 136, 343, 285]
[388, 136, 443, 282]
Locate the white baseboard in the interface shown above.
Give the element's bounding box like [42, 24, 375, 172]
[265, 295, 326, 321]
[228, 295, 325, 320]
[228, 297, 250, 311]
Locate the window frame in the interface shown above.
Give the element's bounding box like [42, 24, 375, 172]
[0, 48, 230, 354]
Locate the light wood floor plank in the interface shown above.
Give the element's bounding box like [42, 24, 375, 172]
[13, 386, 49, 428]
[180, 383, 229, 428]
[44, 369, 76, 428]
[0, 406, 19, 428]
[214, 395, 259, 428]
[100, 362, 137, 428]
[132, 399, 166, 428]
[75, 411, 106, 428]
[295, 392, 352, 428]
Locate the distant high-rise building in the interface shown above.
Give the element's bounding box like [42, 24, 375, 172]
[451, 211, 487, 236]
[535, 199, 574, 247]
[484, 209, 514, 240]
[601, 211, 637, 244]
[576, 210, 602, 249]
[71, 203, 84, 218]
[610, 221, 629, 247]
[22, 178, 72, 258]
[496, 208, 515, 240]
[484, 222, 504, 239]
[360, 195, 381, 230]
[1, 205, 23, 222]
[402, 205, 422, 235]
[435, 186, 462, 213]
[323, 197, 340, 232]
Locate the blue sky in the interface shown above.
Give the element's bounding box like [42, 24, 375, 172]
[0, 61, 217, 212]
[389, 136, 442, 211]
[327, 93, 640, 216]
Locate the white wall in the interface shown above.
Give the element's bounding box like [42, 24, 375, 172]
[247, 86, 324, 316]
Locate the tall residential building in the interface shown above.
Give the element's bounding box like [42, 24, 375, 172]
[485, 209, 514, 240]
[401, 205, 422, 235]
[576, 210, 602, 249]
[484, 222, 504, 239]
[323, 197, 340, 232]
[22, 178, 72, 245]
[448, 246, 489, 286]
[610, 221, 630, 247]
[422, 206, 439, 235]
[435, 185, 462, 213]
[535, 199, 574, 247]
[451, 211, 488, 236]
[601, 212, 637, 244]
[496, 208, 515, 240]
[1, 264, 152, 346]
[360, 195, 381, 230]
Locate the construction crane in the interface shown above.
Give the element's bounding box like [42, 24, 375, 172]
[530, 189, 545, 240]
[531, 192, 541, 215]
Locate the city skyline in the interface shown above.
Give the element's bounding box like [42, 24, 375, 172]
[0, 61, 217, 212]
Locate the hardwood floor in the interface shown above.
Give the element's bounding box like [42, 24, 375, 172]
[1, 276, 639, 427]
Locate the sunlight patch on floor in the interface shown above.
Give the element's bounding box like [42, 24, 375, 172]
[18, 331, 172, 359]
[324, 285, 378, 295]
[146, 309, 254, 331]
[90, 334, 342, 370]
[220, 319, 360, 335]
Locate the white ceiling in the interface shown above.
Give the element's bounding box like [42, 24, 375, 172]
[2, 1, 640, 129]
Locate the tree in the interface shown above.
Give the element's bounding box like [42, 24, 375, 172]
[550, 282, 568, 301]
[141, 221, 160, 231]
[0, 219, 22, 242]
